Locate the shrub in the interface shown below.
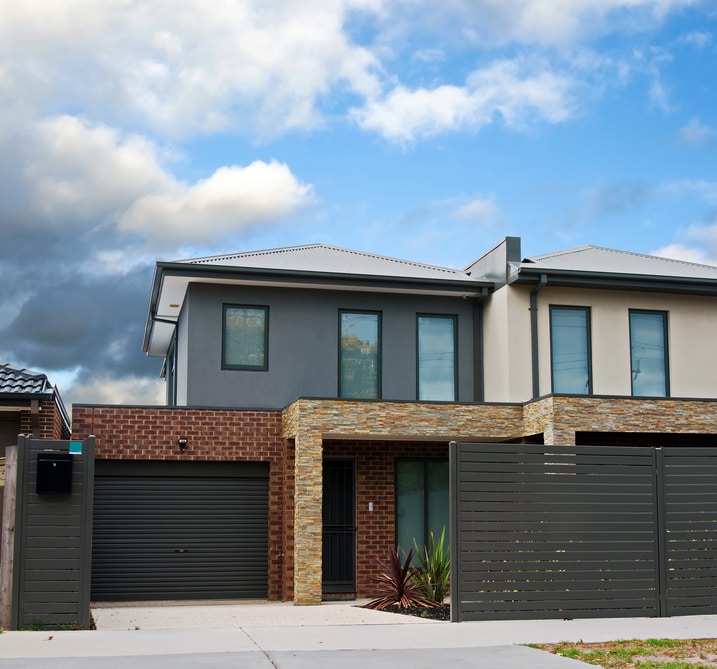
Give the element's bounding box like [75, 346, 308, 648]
[363, 545, 439, 610]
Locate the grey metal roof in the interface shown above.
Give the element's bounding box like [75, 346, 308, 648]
[0, 363, 53, 394]
[519, 245, 717, 280]
[180, 243, 476, 283]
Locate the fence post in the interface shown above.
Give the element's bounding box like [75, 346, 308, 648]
[0, 444, 18, 628]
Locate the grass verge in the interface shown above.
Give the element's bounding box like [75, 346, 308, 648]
[532, 638, 717, 668]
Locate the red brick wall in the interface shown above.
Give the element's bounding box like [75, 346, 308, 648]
[323, 440, 448, 599]
[18, 398, 69, 440]
[72, 405, 287, 600]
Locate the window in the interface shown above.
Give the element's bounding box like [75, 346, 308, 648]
[550, 306, 592, 394]
[222, 305, 268, 370]
[339, 311, 381, 398]
[630, 310, 668, 397]
[396, 460, 449, 555]
[417, 315, 457, 401]
[165, 333, 177, 406]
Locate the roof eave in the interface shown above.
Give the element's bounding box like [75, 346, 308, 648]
[511, 266, 717, 294]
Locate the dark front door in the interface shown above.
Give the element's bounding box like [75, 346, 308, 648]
[322, 459, 356, 594]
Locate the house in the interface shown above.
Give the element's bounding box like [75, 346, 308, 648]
[0, 363, 71, 446]
[0, 363, 71, 547]
[71, 237, 717, 606]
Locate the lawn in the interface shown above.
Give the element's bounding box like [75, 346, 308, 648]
[534, 638, 717, 668]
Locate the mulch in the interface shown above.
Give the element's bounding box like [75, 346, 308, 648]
[382, 604, 450, 621]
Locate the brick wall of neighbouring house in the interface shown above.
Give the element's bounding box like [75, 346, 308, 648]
[323, 440, 448, 599]
[19, 398, 70, 440]
[72, 405, 287, 600]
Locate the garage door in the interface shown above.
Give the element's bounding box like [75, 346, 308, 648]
[92, 460, 268, 601]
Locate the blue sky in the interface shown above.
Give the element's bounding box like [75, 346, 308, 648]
[0, 1, 715, 406]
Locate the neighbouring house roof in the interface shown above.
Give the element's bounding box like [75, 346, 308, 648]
[144, 243, 491, 357]
[0, 362, 71, 432]
[0, 363, 54, 394]
[510, 244, 717, 293]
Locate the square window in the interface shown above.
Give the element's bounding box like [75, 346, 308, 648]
[222, 305, 268, 370]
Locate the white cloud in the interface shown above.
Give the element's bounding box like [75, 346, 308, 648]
[666, 179, 717, 204]
[353, 58, 574, 141]
[398, 0, 702, 47]
[678, 118, 715, 145]
[0, 0, 382, 138]
[5, 115, 313, 248]
[454, 198, 499, 225]
[119, 161, 314, 243]
[26, 116, 173, 223]
[64, 374, 166, 408]
[652, 242, 717, 265]
[680, 30, 712, 48]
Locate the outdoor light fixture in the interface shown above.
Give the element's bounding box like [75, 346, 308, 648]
[177, 437, 188, 452]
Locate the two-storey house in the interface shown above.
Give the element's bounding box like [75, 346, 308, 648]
[72, 237, 717, 605]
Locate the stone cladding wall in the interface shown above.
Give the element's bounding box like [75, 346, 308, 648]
[524, 396, 717, 446]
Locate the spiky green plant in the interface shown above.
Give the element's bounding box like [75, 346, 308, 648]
[363, 545, 440, 610]
[412, 526, 450, 604]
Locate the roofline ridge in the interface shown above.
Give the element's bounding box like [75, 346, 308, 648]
[528, 244, 717, 271]
[174, 243, 467, 276]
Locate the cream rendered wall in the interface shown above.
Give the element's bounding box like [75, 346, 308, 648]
[536, 287, 717, 398]
[482, 284, 533, 402]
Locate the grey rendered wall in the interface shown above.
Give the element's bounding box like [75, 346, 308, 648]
[182, 283, 477, 408]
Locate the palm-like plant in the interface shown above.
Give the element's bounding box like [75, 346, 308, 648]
[412, 526, 450, 604]
[363, 545, 440, 610]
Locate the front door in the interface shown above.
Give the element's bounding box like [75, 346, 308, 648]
[322, 459, 356, 594]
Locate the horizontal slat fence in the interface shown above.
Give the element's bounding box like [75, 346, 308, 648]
[451, 443, 660, 621]
[662, 447, 717, 616]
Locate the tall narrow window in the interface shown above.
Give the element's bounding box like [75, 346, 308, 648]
[550, 306, 592, 394]
[222, 305, 268, 370]
[417, 315, 457, 401]
[339, 311, 380, 398]
[396, 460, 449, 555]
[630, 310, 668, 397]
[166, 333, 177, 406]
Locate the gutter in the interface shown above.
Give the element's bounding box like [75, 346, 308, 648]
[529, 274, 548, 399]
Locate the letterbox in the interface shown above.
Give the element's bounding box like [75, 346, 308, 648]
[36, 452, 73, 494]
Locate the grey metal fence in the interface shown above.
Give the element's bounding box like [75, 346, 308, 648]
[450, 443, 717, 621]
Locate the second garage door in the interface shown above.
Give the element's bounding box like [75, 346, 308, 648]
[92, 460, 269, 601]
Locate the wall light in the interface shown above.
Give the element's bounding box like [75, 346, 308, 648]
[177, 437, 188, 452]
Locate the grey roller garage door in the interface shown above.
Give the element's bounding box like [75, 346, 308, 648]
[92, 460, 268, 601]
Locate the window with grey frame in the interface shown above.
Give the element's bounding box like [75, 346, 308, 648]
[550, 306, 592, 394]
[222, 305, 269, 371]
[166, 332, 177, 406]
[339, 310, 381, 399]
[630, 309, 669, 397]
[417, 314, 457, 401]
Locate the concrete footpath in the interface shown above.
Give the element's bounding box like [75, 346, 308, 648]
[0, 602, 715, 668]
